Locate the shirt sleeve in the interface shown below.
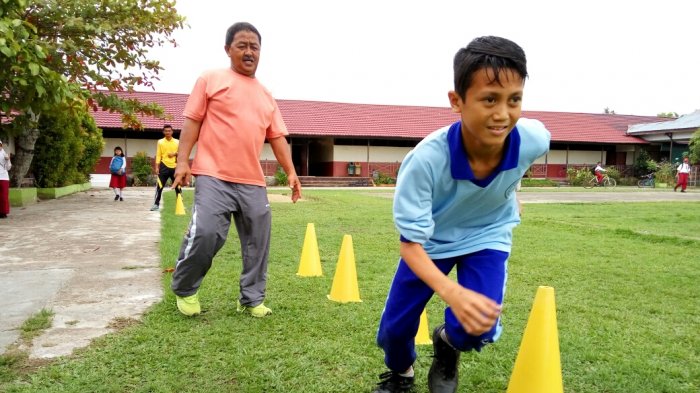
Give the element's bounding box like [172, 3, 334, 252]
[183, 76, 209, 121]
[266, 99, 288, 139]
[393, 151, 435, 245]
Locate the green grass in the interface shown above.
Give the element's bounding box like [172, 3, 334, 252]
[1, 190, 699, 392]
[19, 309, 54, 342]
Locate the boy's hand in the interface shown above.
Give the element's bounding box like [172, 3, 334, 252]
[442, 285, 501, 336]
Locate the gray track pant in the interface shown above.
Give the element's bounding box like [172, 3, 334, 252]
[171, 175, 271, 307]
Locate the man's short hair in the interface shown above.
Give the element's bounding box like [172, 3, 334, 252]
[225, 22, 261, 47]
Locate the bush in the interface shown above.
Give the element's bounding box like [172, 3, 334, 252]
[372, 171, 395, 185]
[634, 150, 657, 177]
[654, 161, 676, 186]
[567, 167, 594, 186]
[131, 151, 154, 186]
[604, 166, 620, 181]
[32, 106, 104, 188]
[274, 166, 288, 186]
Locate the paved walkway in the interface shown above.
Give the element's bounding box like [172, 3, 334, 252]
[0, 188, 162, 359]
[0, 187, 697, 359]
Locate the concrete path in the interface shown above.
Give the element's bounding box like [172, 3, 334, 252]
[0, 188, 162, 359]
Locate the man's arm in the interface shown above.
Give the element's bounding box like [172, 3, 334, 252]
[400, 241, 501, 335]
[269, 136, 302, 203]
[171, 118, 201, 188]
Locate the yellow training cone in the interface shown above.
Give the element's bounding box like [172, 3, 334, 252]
[327, 235, 362, 303]
[506, 286, 563, 393]
[297, 223, 322, 277]
[415, 308, 432, 345]
[175, 188, 186, 216]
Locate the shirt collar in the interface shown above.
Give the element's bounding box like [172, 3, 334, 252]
[448, 121, 521, 186]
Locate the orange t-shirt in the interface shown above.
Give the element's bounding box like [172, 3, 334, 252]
[183, 68, 288, 186]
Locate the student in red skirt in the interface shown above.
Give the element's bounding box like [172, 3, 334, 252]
[109, 146, 127, 201]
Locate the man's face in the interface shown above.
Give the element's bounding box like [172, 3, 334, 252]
[163, 127, 173, 140]
[449, 68, 524, 151]
[225, 30, 260, 77]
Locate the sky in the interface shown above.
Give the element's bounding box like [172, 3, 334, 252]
[143, 0, 700, 117]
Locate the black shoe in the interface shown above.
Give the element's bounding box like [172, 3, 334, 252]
[372, 370, 414, 393]
[114, 195, 119, 201]
[0, 214, 7, 218]
[681, 190, 686, 193]
[428, 325, 460, 393]
[119, 197, 124, 201]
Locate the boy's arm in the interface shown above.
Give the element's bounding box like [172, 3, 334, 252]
[400, 241, 501, 335]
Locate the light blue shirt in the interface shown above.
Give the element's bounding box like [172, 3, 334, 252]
[393, 118, 550, 259]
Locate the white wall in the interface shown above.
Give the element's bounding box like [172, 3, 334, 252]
[369, 146, 413, 162]
[545, 150, 606, 165]
[334, 145, 411, 162]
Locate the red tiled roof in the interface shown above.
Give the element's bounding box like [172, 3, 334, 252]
[90, 91, 669, 144]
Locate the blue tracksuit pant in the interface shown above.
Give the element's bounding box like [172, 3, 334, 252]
[376, 249, 508, 372]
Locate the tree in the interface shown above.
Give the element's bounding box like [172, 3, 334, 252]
[0, 0, 184, 186]
[689, 128, 700, 165]
[603, 107, 616, 115]
[657, 112, 679, 119]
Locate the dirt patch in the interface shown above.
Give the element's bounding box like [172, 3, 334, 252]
[267, 193, 303, 203]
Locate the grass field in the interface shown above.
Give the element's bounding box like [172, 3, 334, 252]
[1, 189, 699, 392]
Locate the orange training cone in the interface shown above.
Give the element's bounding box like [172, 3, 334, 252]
[297, 223, 322, 277]
[327, 235, 361, 303]
[415, 308, 432, 345]
[175, 187, 186, 216]
[506, 286, 563, 393]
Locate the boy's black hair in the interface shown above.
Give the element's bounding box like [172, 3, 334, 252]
[225, 22, 261, 47]
[163, 124, 173, 130]
[114, 146, 124, 157]
[453, 36, 527, 99]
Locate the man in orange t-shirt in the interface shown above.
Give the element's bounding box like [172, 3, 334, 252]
[170, 22, 302, 318]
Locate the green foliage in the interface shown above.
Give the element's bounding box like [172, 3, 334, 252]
[634, 149, 657, 176]
[689, 128, 700, 165]
[654, 161, 676, 186]
[0, 0, 77, 117]
[20, 308, 53, 341]
[131, 151, 153, 186]
[0, 0, 186, 127]
[274, 166, 288, 186]
[372, 171, 396, 185]
[604, 166, 620, 181]
[657, 112, 679, 118]
[520, 178, 558, 187]
[75, 113, 104, 181]
[566, 167, 594, 186]
[31, 106, 103, 187]
[1, 0, 185, 183]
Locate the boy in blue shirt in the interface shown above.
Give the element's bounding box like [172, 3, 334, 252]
[372, 36, 550, 393]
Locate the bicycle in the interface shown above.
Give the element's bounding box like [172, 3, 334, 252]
[637, 173, 655, 188]
[584, 174, 616, 189]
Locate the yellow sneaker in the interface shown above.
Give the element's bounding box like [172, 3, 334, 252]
[176, 293, 201, 316]
[236, 300, 272, 318]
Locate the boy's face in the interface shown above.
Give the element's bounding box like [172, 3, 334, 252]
[163, 127, 173, 140]
[448, 68, 524, 151]
[225, 30, 260, 77]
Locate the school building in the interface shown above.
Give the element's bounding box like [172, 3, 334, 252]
[90, 91, 698, 186]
